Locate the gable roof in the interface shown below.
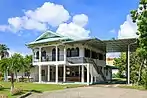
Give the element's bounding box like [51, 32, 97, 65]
[27, 31, 73, 45]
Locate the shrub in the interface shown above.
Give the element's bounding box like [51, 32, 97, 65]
[0, 84, 4, 90]
[0, 94, 8, 98]
[11, 88, 23, 95]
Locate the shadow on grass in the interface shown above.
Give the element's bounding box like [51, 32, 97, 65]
[92, 79, 127, 85]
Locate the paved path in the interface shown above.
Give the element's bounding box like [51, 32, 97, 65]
[28, 86, 147, 98]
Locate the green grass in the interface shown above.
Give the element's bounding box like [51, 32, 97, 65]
[118, 84, 146, 90]
[0, 82, 83, 98]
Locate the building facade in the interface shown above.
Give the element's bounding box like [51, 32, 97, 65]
[27, 31, 112, 85]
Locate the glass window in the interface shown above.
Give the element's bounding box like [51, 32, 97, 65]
[67, 48, 71, 57]
[75, 47, 79, 56]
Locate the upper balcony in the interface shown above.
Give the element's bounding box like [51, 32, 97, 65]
[32, 45, 106, 66]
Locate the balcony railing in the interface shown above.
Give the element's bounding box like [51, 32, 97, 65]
[33, 55, 64, 62]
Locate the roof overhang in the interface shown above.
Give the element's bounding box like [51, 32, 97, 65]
[103, 38, 138, 52]
[64, 38, 138, 53]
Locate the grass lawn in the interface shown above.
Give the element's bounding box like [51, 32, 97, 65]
[0, 81, 83, 98]
[118, 84, 146, 90]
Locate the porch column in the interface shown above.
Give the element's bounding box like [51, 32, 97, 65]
[81, 65, 84, 83]
[39, 65, 41, 83]
[56, 65, 58, 83]
[55, 45, 58, 83]
[39, 47, 42, 62]
[64, 46, 66, 63]
[90, 64, 93, 84]
[48, 65, 50, 81]
[87, 64, 90, 85]
[126, 44, 130, 84]
[63, 65, 66, 82]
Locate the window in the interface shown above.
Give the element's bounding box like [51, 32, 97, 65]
[52, 48, 56, 61]
[36, 51, 39, 59]
[75, 47, 79, 56]
[71, 48, 75, 57]
[99, 53, 103, 60]
[42, 50, 46, 59]
[84, 48, 90, 57]
[67, 48, 71, 57]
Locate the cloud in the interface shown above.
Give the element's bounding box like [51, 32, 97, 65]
[0, 2, 90, 40]
[72, 14, 88, 27]
[0, 2, 70, 32]
[56, 14, 90, 39]
[25, 2, 70, 26]
[118, 15, 138, 39]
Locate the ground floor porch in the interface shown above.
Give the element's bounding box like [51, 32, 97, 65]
[32, 64, 92, 85]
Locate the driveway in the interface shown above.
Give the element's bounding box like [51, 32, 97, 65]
[28, 86, 147, 98]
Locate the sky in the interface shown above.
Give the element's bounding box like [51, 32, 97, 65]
[0, 0, 139, 56]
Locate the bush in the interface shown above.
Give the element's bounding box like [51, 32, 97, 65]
[0, 84, 4, 90]
[11, 88, 23, 95]
[0, 94, 8, 98]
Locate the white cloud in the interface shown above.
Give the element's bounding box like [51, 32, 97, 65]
[106, 53, 120, 58]
[0, 2, 70, 32]
[56, 14, 90, 40]
[25, 2, 70, 26]
[118, 15, 138, 39]
[72, 14, 88, 27]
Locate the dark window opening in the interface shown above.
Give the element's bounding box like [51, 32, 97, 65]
[99, 53, 103, 60]
[52, 48, 56, 61]
[84, 48, 90, 57]
[42, 50, 46, 59]
[67, 48, 71, 57]
[36, 51, 39, 59]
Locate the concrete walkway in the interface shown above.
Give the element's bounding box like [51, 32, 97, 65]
[27, 86, 147, 98]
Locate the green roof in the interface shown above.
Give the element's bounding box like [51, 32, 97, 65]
[27, 31, 73, 45]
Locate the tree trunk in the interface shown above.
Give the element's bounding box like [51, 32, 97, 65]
[27, 73, 30, 82]
[10, 73, 14, 91]
[15, 71, 18, 82]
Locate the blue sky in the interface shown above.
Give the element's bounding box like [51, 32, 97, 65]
[0, 0, 139, 55]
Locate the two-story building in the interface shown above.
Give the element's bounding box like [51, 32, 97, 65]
[27, 31, 113, 85]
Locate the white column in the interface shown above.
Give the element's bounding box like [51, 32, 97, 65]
[39, 65, 41, 83]
[90, 65, 93, 84]
[56, 65, 58, 83]
[39, 48, 41, 61]
[64, 46, 66, 63]
[48, 65, 50, 82]
[56, 45, 58, 61]
[55, 45, 58, 83]
[63, 65, 66, 82]
[127, 45, 130, 84]
[81, 65, 84, 83]
[87, 64, 90, 85]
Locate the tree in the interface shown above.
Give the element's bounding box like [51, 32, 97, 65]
[24, 55, 33, 82]
[0, 44, 9, 60]
[131, 0, 147, 88]
[11, 53, 24, 81]
[114, 53, 126, 78]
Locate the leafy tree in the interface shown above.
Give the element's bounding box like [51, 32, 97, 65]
[114, 53, 126, 78]
[11, 53, 24, 81]
[0, 44, 9, 59]
[24, 55, 33, 82]
[131, 0, 147, 88]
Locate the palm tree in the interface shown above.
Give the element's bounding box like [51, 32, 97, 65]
[0, 44, 9, 81]
[11, 53, 24, 82]
[24, 55, 33, 82]
[0, 58, 15, 90]
[0, 44, 9, 60]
